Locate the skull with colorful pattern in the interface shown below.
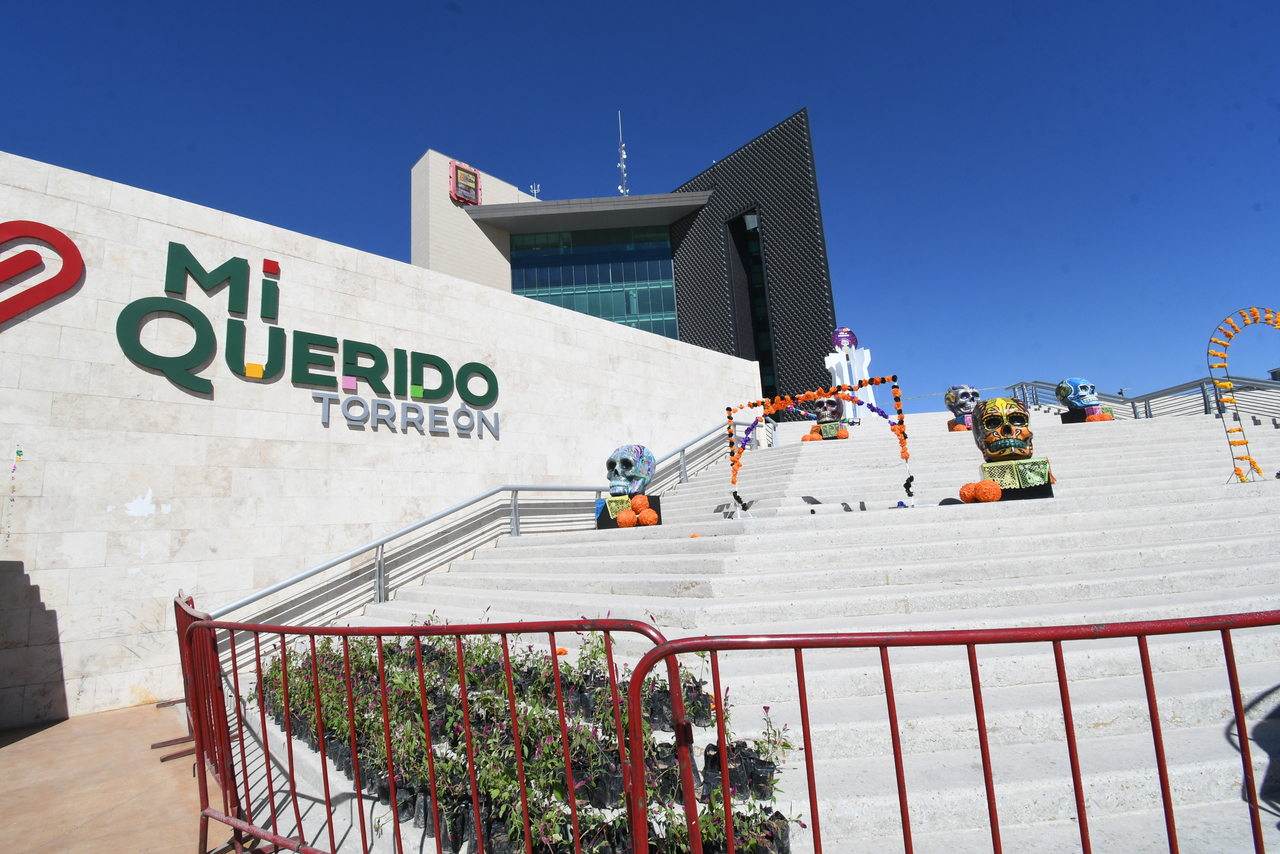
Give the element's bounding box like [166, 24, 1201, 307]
[973, 397, 1034, 462]
[606, 445, 657, 496]
[1056, 378, 1100, 410]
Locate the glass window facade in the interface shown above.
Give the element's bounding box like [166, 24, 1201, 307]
[510, 226, 678, 340]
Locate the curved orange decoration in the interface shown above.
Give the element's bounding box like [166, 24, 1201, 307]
[1206, 307, 1278, 482]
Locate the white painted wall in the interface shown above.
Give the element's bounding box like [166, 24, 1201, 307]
[0, 151, 760, 726]
[410, 149, 536, 291]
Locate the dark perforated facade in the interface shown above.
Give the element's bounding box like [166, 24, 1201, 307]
[669, 108, 836, 398]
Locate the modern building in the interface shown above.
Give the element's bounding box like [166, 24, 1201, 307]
[410, 108, 837, 400]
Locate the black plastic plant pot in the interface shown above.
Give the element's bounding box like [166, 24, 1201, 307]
[684, 681, 714, 729]
[595, 766, 625, 808]
[396, 786, 415, 822]
[764, 810, 791, 854]
[748, 760, 777, 800]
[646, 689, 675, 732]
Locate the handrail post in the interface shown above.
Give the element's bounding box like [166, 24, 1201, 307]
[1132, 400, 1140, 419]
[1145, 399, 1153, 419]
[373, 544, 386, 604]
[510, 490, 521, 537]
[1201, 382, 1211, 415]
[679, 449, 689, 483]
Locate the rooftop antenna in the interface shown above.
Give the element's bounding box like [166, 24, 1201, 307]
[616, 111, 629, 196]
[529, 183, 540, 199]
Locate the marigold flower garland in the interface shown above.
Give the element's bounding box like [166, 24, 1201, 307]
[1205, 306, 1279, 482]
[725, 376, 911, 492]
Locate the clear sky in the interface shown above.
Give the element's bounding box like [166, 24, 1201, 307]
[4, 1, 1277, 410]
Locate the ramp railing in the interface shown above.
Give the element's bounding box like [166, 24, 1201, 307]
[207, 419, 769, 629]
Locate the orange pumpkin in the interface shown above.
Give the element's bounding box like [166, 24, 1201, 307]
[1085, 413, 1113, 422]
[974, 480, 1003, 502]
[617, 509, 638, 528]
[638, 508, 659, 526]
[836, 428, 849, 439]
[631, 494, 650, 513]
[959, 483, 977, 503]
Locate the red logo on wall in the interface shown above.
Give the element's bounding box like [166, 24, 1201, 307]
[0, 220, 85, 326]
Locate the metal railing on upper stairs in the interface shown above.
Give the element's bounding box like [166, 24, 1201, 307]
[207, 418, 775, 628]
[1006, 375, 1280, 420]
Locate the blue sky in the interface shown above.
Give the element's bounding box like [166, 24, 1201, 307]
[3, 1, 1278, 410]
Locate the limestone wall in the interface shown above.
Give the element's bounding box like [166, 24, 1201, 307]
[0, 151, 760, 726]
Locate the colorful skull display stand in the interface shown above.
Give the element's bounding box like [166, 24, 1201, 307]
[961, 397, 1055, 501]
[1056, 378, 1100, 410]
[605, 445, 657, 496]
[973, 397, 1034, 462]
[944, 384, 980, 431]
[1055, 377, 1113, 423]
[801, 397, 850, 441]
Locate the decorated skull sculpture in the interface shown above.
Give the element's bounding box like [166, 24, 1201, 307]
[973, 397, 1034, 462]
[1056, 378, 1100, 410]
[606, 445, 657, 496]
[812, 397, 843, 424]
[944, 385, 981, 419]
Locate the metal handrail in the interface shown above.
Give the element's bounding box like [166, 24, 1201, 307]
[1006, 375, 1280, 419]
[208, 418, 769, 620]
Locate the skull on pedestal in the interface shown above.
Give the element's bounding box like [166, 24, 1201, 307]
[812, 397, 842, 425]
[944, 385, 981, 419]
[1056, 378, 1100, 410]
[606, 445, 657, 496]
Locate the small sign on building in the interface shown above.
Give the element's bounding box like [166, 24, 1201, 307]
[449, 160, 482, 206]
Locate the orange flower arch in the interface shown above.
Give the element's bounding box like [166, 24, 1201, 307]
[726, 376, 909, 486]
[1206, 307, 1279, 482]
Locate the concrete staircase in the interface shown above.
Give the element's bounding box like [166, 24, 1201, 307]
[361, 411, 1280, 852]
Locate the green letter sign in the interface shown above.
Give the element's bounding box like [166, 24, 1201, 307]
[116, 297, 217, 394]
[164, 242, 249, 314]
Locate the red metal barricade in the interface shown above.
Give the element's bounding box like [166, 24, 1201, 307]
[624, 611, 1280, 854]
[181, 608, 1280, 853]
[184, 614, 676, 854]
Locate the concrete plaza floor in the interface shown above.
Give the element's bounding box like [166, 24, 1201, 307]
[0, 703, 227, 853]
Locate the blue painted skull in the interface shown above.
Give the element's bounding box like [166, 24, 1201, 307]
[1056, 378, 1099, 410]
[606, 445, 657, 496]
[944, 385, 981, 418]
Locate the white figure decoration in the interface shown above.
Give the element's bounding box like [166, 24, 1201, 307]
[825, 328, 874, 424]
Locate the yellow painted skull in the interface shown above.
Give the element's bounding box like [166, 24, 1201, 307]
[973, 397, 1033, 462]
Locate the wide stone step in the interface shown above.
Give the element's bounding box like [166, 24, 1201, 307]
[770, 724, 1269, 846]
[478, 500, 1279, 561]
[388, 565, 1280, 630]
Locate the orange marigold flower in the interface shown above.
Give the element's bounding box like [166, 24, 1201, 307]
[974, 480, 1002, 502]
